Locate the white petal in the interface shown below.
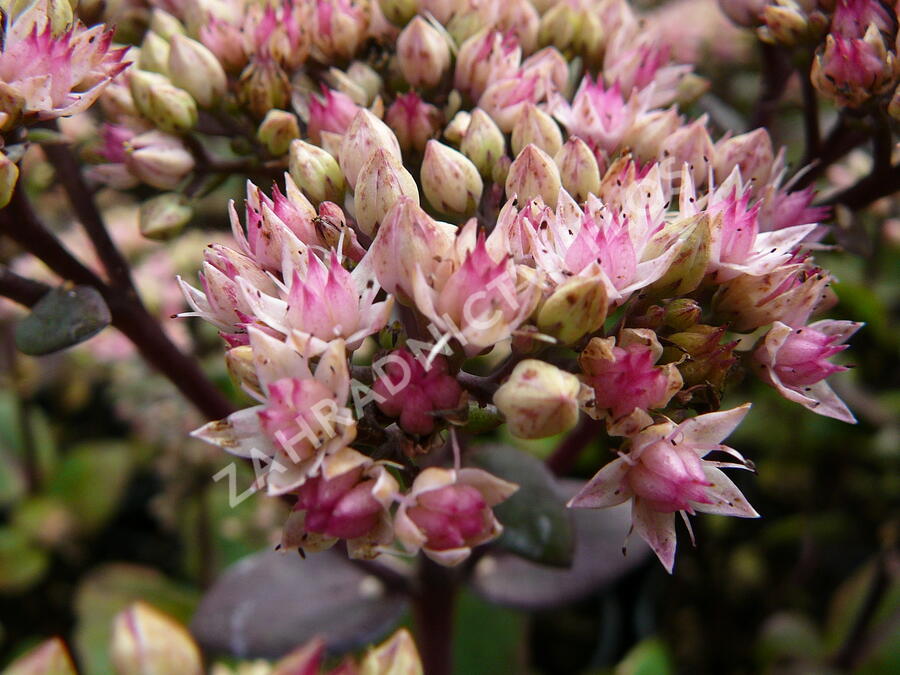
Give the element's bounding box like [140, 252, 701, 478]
[191, 406, 270, 458]
[693, 466, 759, 518]
[678, 404, 751, 452]
[632, 499, 677, 574]
[568, 458, 633, 509]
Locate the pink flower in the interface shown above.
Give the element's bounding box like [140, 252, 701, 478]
[550, 76, 647, 156]
[569, 405, 759, 572]
[239, 249, 394, 349]
[455, 29, 521, 101]
[193, 333, 356, 495]
[307, 86, 360, 144]
[373, 350, 463, 435]
[580, 329, 683, 435]
[395, 467, 518, 566]
[754, 320, 862, 423]
[0, 7, 129, 128]
[281, 447, 399, 558]
[811, 28, 895, 108]
[411, 221, 541, 356]
[385, 93, 443, 152]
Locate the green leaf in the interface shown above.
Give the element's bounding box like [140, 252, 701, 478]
[614, 638, 673, 675]
[15, 286, 111, 356]
[46, 442, 133, 534]
[469, 444, 574, 567]
[74, 564, 199, 675]
[0, 527, 50, 593]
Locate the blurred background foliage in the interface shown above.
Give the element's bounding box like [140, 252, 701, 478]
[0, 0, 897, 673]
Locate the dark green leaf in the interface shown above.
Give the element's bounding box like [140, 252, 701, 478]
[191, 549, 408, 659]
[15, 285, 111, 356]
[469, 444, 574, 567]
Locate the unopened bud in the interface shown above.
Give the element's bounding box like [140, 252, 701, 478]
[511, 104, 563, 157]
[459, 108, 505, 179]
[554, 137, 600, 202]
[150, 9, 186, 40]
[4, 638, 76, 675]
[0, 153, 19, 209]
[339, 109, 402, 190]
[622, 109, 681, 162]
[110, 602, 203, 675]
[760, 0, 809, 45]
[139, 192, 192, 240]
[378, 0, 418, 26]
[168, 35, 228, 108]
[354, 149, 420, 236]
[649, 214, 714, 296]
[139, 32, 171, 75]
[126, 131, 195, 189]
[495, 359, 587, 438]
[421, 140, 483, 216]
[346, 61, 384, 104]
[505, 144, 562, 208]
[537, 274, 608, 344]
[225, 345, 261, 396]
[397, 17, 452, 89]
[360, 629, 423, 675]
[663, 298, 702, 330]
[289, 140, 346, 205]
[258, 110, 300, 155]
[713, 128, 774, 186]
[444, 110, 472, 145]
[239, 59, 291, 119]
[130, 70, 198, 134]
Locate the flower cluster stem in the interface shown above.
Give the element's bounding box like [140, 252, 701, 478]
[413, 556, 457, 675]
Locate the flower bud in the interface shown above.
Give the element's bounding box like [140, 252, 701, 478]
[395, 467, 517, 565]
[354, 149, 420, 236]
[760, 0, 810, 45]
[126, 131, 195, 189]
[360, 629, 423, 675]
[378, 0, 418, 25]
[511, 103, 563, 157]
[129, 70, 198, 134]
[313, 0, 368, 62]
[666, 324, 736, 389]
[386, 93, 443, 152]
[505, 144, 562, 208]
[139, 192, 192, 240]
[373, 349, 462, 434]
[811, 26, 895, 108]
[647, 214, 713, 297]
[307, 86, 360, 144]
[443, 110, 472, 145]
[150, 9, 186, 40]
[110, 602, 203, 675]
[622, 109, 681, 162]
[168, 34, 228, 108]
[339, 109, 403, 190]
[289, 139, 346, 205]
[397, 16, 451, 89]
[658, 118, 714, 186]
[257, 110, 300, 156]
[369, 197, 456, 303]
[495, 360, 588, 438]
[139, 31, 171, 75]
[459, 108, 505, 179]
[554, 137, 600, 202]
[663, 298, 702, 331]
[5, 638, 76, 675]
[224, 345, 261, 396]
[421, 140, 483, 216]
[537, 274, 608, 344]
[0, 153, 19, 210]
[455, 29, 521, 101]
[713, 128, 774, 187]
[239, 58, 291, 119]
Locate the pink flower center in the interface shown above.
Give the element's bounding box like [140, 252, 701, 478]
[407, 484, 491, 550]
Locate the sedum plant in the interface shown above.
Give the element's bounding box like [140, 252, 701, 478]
[0, 0, 895, 672]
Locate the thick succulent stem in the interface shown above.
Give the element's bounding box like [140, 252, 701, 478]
[412, 556, 457, 675]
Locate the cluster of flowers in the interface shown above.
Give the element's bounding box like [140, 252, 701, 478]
[0, 0, 871, 572]
[722, 0, 900, 113]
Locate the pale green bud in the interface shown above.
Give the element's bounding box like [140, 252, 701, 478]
[354, 148, 419, 236]
[168, 34, 228, 108]
[139, 192, 193, 240]
[0, 153, 19, 210]
[460, 108, 505, 179]
[257, 110, 300, 156]
[139, 32, 170, 75]
[554, 137, 600, 203]
[110, 602, 203, 675]
[421, 140, 483, 216]
[130, 70, 198, 134]
[289, 139, 346, 205]
[505, 144, 562, 208]
[150, 9, 186, 40]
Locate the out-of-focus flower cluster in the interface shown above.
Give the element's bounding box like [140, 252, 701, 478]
[720, 0, 900, 114]
[0, 0, 869, 574]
